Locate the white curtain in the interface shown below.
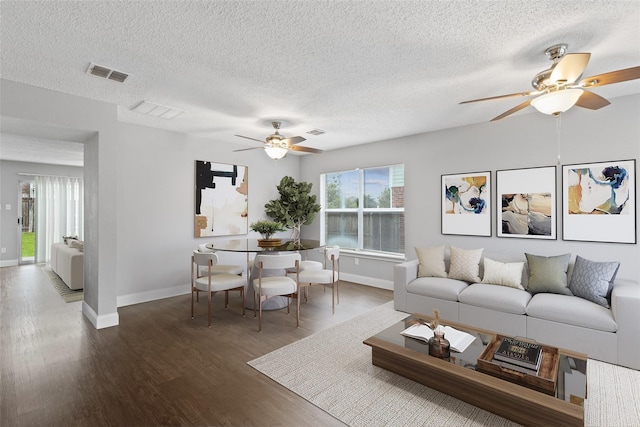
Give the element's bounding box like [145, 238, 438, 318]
[35, 176, 84, 263]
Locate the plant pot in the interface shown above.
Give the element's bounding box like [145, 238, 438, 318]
[257, 238, 282, 248]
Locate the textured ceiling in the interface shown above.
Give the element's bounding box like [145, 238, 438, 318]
[1, 1, 639, 165]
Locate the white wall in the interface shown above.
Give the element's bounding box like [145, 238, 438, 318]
[113, 122, 299, 306]
[300, 94, 640, 286]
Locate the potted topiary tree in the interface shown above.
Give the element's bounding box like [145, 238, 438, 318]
[250, 219, 286, 246]
[264, 176, 321, 243]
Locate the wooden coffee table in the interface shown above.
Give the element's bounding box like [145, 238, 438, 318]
[363, 313, 587, 427]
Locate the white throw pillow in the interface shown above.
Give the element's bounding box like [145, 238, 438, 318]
[415, 246, 447, 278]
[481, 257, 525, 290]
[448, 246, 483, 283]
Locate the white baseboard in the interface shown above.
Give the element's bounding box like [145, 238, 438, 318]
[340, 273, 393, 291]
[0, 259, 19, 267]
[82, 301, 119, 329]
[117, 284, 190, 307]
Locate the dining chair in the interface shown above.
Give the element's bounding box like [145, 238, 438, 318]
[195, 246, 244, 275]
[297, 246, 340, 313]
[253, 253, 302, 332]
[191, 251, 246, 327]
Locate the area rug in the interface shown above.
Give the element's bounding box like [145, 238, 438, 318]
[248, 301, 640, 427]
[40, 266, 84, 303]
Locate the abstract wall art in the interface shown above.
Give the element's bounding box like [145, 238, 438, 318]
[497, 166, 556, 240]
[441, 171, 491, 236]
[563, 159, 636, 243]
[195, 160, 248, 237]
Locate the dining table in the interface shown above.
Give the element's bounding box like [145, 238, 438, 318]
[206, 239, 324, 310]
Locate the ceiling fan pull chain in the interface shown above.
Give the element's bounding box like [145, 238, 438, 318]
[555, 113, 562, 165]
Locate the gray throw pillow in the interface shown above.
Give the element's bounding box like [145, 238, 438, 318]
[525, 253, 572, 295]
[569, 255, 620, 308]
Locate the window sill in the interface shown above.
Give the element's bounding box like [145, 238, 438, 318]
[339, 249, 406, 263]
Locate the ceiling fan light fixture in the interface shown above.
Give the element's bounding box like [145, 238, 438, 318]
[264, 145, 288, 160]
[531, 88, 584, 115]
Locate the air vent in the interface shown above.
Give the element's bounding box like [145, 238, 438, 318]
[307, 129, 326, 136]
[86, 62, 129, 82]
[132, 101, 185, 120]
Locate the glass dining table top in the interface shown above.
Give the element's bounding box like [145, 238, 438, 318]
[206, 238, 323, 252]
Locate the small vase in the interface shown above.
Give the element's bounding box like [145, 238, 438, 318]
[428, 330, 451, 360]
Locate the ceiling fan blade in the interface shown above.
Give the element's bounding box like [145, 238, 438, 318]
[289, 145, 323, 154]
[233, 146, 264, 152]
[284, 136, 306, 145]
[235, 134, 266, 144]
[575, 90, 611, 110]
[490, 99, 532, 121]
[460, 91, 537, 104]
[550, 53, 591, 84]
[578, 66, 640, 88]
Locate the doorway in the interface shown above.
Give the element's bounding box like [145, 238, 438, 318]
[19, 180, 36, 264]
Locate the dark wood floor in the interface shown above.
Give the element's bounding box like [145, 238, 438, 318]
[0, 264, 392, 426]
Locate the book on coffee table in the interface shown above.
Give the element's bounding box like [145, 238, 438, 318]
[493, 336, 542, 372]
[401, 323, 476, 353]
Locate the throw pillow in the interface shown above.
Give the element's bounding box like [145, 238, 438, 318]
[481, 257, 525, 290]
[448, 246, 483, 283]
[415, 246, 447, 278]
[525, 253, 572, 295]
[569, 255, 620, 308]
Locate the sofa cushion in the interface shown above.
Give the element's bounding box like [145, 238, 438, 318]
[526, 293, 617, 332]
[568, 255, 620, 308]
[69, 239, 84, 252]
[415, 246, 447, 278]
[480, 257, 525, 290]
[406, 277, 468, 302]
[458, 283, 531, 314]
[525, 253, 572, 295]
[448, 246, 483, 283]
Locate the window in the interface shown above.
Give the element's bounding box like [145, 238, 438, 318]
[321, 164, 404, 255]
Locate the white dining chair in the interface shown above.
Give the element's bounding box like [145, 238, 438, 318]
[253, 253, 301, 332]
[191, 251, 246, 327]
[297, 246, 340, 313]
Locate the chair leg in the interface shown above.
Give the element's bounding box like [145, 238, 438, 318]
[241, 288, 245, 317]
[207, 291, 212, 328]
[225, 290, 229, 309]
[191, 289, 195, 319]
[296, 292, 300, 327]
[258, 295, 263, 332]
[331, 283, 335, 314]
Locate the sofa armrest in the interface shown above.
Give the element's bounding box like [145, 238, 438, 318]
[611, 279, 640, 370]
[394, 259, 419, 312]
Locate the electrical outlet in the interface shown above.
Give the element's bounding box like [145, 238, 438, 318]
[354, 257, 359, 266]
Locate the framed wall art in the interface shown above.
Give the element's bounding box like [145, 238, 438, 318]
[497, 166, 556, 240]
[562, 159, 636, 244]
[195, 160, 248, 237]
[441, 171, 491, 236]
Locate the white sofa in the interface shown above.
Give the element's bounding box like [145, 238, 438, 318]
[394, 247, 640, 370]
[50, 241, 84, 290]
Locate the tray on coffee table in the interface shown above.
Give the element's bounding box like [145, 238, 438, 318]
[477, 334, 560, 395]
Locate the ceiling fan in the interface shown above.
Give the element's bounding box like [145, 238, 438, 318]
[460, 43, 640, 121]
[233, 121, 323, 160]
